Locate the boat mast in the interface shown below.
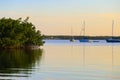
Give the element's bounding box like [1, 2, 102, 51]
[112, 20, 114, 38]
[83, 20, 85, 37]
[71, 27, 73, 39]
[71, 27, 72, 39]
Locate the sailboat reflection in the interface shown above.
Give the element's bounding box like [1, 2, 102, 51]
[82, 44, 86, 67]
[111, 44, 114, 68]
[81, 44, 115, 69]
[83, 44, 85, 66]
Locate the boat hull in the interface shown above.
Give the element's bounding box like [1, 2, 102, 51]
[106, 39, 120, 43]
[79, 39, 89, 42]
[70, 39, 75, 42]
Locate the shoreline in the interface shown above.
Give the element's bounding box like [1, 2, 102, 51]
[44, 35, 120, 40]
[0, 45, 42, 49]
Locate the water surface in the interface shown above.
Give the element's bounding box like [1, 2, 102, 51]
[0, 40, 120, 80]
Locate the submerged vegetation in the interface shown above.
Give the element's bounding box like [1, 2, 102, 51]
[0, 17, 44, 49]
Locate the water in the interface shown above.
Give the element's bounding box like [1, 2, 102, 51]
[0, 40, 120, 80]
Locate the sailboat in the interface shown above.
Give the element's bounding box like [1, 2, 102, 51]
[106, 20, 120, 43]
[70, 27, 75, 42]
[79, 21, 89, 42]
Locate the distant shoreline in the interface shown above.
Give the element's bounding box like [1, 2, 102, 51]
[44, 35, 120, 40]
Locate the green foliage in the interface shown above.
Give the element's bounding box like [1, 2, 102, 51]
[0, 17, 44, 48]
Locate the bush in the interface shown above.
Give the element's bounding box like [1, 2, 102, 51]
[0, 17, 44, 49]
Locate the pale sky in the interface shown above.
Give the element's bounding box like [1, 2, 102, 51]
[0, 0, 120, 36]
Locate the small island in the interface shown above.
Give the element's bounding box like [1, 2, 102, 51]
[0, 17, 44, 49]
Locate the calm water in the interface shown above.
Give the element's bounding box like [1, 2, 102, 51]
[0, 40, 120, 80]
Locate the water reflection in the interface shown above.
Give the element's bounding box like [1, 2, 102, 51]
[112, 45, 114, 68]
[41, 44, 120, 80]
[0, 49, 43, 78]
[81, 44, 120, 71]
[82, 44, 85, 67]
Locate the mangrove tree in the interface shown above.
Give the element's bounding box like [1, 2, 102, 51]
[0, 17, 44, 49]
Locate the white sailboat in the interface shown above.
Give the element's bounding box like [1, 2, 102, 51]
[70, 27, 75, 42]
[106, 20, 120, 43]
[79, 21, 89, 42]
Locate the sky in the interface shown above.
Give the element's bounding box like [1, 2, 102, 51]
[0, 0, 120, 36]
